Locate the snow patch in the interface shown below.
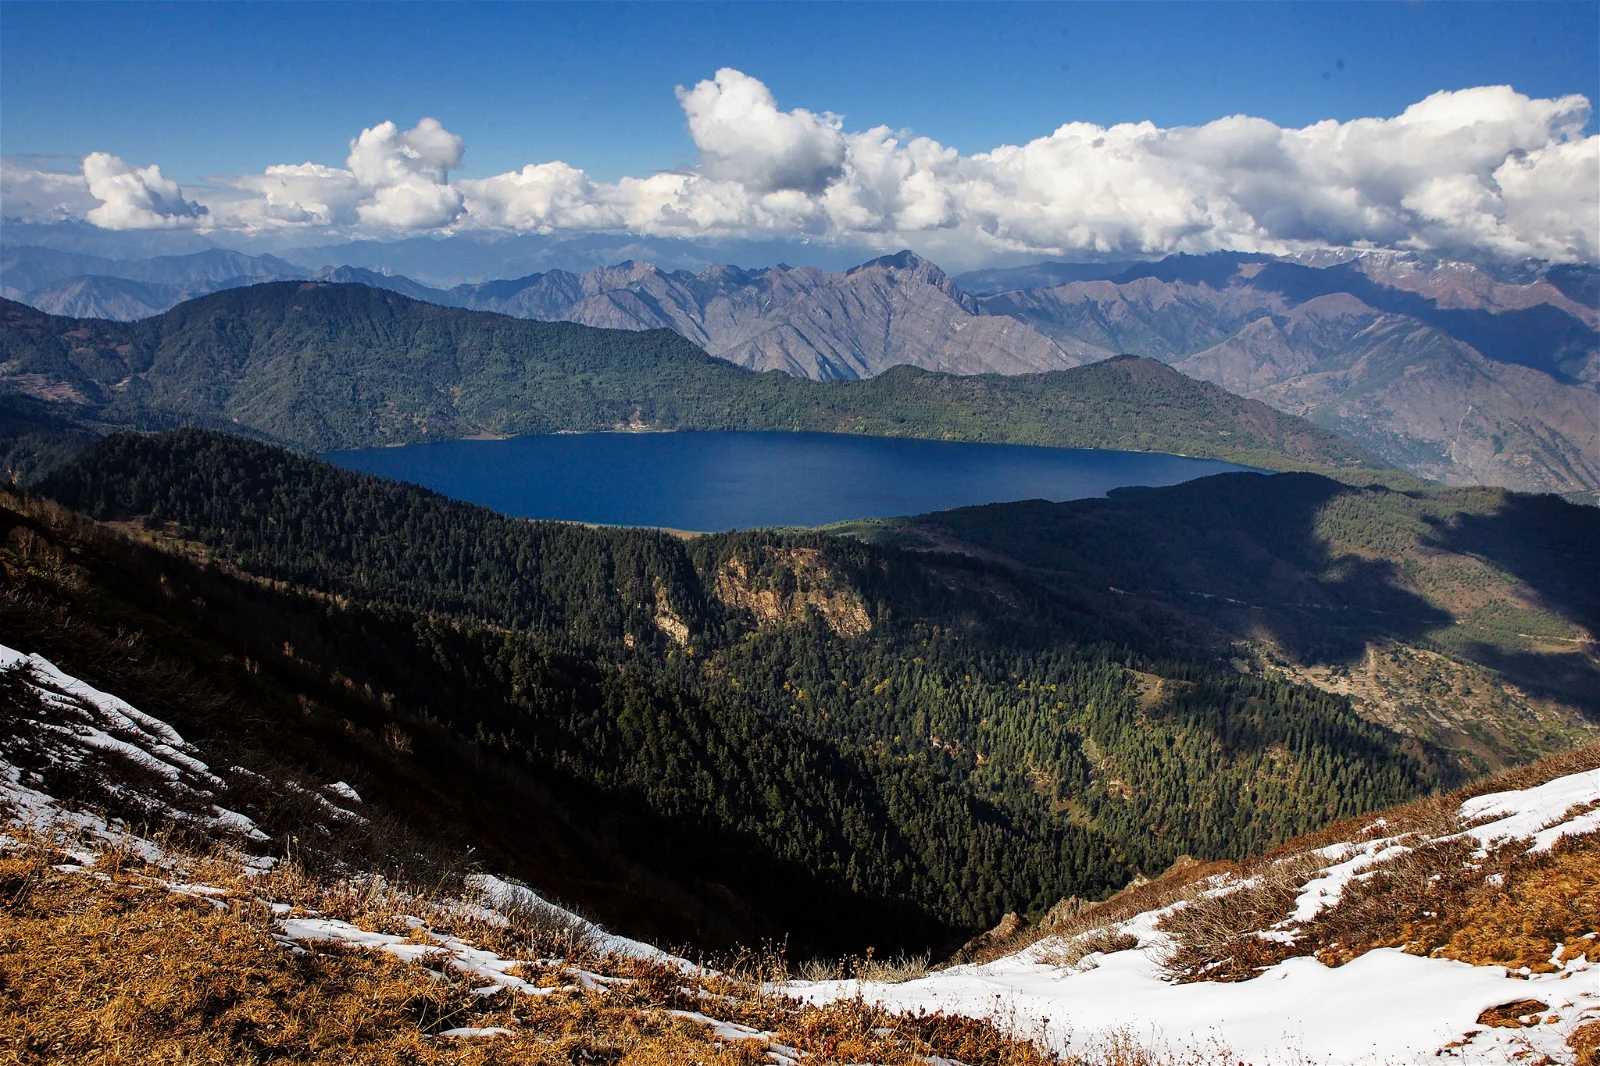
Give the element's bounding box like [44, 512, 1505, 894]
[795, 765, 1600, 1064]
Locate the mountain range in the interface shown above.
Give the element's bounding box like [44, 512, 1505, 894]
[3, 239, 1595, 496]
[0, 282, 1377, 481]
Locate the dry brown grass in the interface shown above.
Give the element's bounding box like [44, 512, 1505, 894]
[793, 949, 933, 984]
[960, 857, 1238, 968]
[1157, 803, 1600, 981]
[990, 739, 1600, 984]
[0, 834, 1075, 1066]
[1570, 1019, 1600, 1065]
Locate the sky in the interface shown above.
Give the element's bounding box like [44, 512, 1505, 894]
[2, 1, 1597, 268]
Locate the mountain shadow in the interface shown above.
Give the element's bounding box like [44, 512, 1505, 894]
[870, 472, 1600, 717]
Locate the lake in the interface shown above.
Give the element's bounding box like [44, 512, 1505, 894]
[324, 431, 1255, 531]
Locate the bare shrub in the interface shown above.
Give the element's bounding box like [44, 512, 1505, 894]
[855, 950, 931, 983]
[790, 950, 931, 984]
[1038, 927, 1140, 970]
[1158, 852, 1324, 981]
[795, 955, 845, 982]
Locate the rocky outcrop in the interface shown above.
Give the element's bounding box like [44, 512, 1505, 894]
[712, 548, 871, 638]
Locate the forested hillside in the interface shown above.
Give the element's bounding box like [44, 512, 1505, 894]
[0, 283, 1380, 479]
[26, 430, 1454, 955]
[841, 473, 1600, 770]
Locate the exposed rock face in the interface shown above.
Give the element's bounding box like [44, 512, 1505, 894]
[951, 911, 1025, 964]
[1173, 303, 1600, 495]
[978, 254, 1600, 496]
[458, 251, 1083, 380]
[712, 548, 871, 638]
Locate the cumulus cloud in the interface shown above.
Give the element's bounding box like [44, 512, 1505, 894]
[224, 162, 366, 227]
[346, 118, 466, 229]
[27, 74, 1599, 264]
[0, 155, 98, 222]
[81, 153, 208, 229]
[675, 67, 845, 194]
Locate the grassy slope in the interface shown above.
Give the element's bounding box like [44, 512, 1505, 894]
[0, 284, 1380, 472]
[835, 472, 1600, 769]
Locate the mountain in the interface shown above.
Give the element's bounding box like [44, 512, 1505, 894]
[7, 237, 1594, 494]
[268, 229, 892, 285]
[975, 253, 1600, 497]
[1171, 298, 1600, 491]
[275, 252, 1090, 380]
[952, 259, 1150, 296]
[0, 247, 1092, 377]
[19, 274, 185, 320]
[450, 252, 1089, 379]
[22, 431, 1459, 941]
[0, 656, 1064, 1066]
[0, 282, 1380, 472]
[2, 246, 311, 321]
[0, 245, 118, 298]
[8, 641, 1592, 1066]
[4, 436, 1596, 1063]
[839, 472, 1600, 770]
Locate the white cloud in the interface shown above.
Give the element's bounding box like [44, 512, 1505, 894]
[25, 75, 1599, 264]
[459, 162, 621, 232]
[81, 153, 208, 229]
[0, 156, 97, 222]
[346, 118, 466, 230]
[675, 67, 845, 194]
[224, 162, 365, 227]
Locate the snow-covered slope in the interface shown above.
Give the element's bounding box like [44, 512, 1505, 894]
[792, 767, 1600, 1065]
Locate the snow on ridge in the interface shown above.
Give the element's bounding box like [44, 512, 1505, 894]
[794, 764, 1600, 1065]
[2, 644, 191, 753]
[466, 873, 691, 969]
[6, 640, 1598, 1063]
[323, 780, 362, 803]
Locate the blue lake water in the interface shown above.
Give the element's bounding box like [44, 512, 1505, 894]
[324, 431, 1255, 531]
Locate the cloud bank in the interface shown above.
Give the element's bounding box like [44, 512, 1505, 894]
[5, 70, 1596, 264]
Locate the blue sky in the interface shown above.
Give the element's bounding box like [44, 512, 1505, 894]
[4, 1, 1595, 182]
[2, 2, 1596, 267]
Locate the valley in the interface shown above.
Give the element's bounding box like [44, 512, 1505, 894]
[2, 290, 1595, 1064]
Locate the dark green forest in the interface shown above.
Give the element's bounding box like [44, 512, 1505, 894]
[26, 429, 1455, 955]
[0, 284, 1379, 478]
